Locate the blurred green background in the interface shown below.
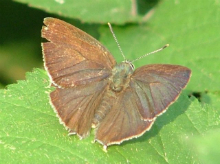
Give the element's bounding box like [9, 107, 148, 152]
[0, 0, 44, 87]
[0, 0, 158, 87]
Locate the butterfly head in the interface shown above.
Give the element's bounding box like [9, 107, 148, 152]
[110, 61, 134, 92]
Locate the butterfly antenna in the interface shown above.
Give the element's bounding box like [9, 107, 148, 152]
[131, 44, 169, 63]
[108, 23, 126, 61]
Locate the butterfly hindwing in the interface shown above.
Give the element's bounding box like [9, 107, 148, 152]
[95, 87, 154, 146]
[50, 80, 108, 138]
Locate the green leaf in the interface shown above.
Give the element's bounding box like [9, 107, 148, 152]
[0, 69, 219, 163]
[186, 92, 220, 164]
[189, 129, 220, 164]
[13, 0, 155, 24]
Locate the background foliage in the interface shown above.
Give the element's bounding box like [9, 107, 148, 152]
[0, 0, 220, 163]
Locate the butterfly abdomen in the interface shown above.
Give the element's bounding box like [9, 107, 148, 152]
[92, 90, 116, 128]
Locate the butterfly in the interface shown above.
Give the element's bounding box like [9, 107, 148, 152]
[42, 17, 191, 149]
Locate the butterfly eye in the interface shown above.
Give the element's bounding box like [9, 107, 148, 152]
[113, 86, 123, 92]
[125, 60, 135, 70]
[130, 63, 135, 70]
[110, 83, 123, 92]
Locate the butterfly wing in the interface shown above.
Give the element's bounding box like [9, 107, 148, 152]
[95, 87, 154, 147]
[50, 80, 108, 138]
[130, 64, 191, 120]
[95, 64, 191, 147]
[42, 18, 116, 138]
[42, 18, 116, 87]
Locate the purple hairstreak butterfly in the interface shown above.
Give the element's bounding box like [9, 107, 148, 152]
[42, 18, 191, 150]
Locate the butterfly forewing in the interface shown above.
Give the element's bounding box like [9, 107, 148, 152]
[42, 18, 116, 88]
[131, 64, 191, 120]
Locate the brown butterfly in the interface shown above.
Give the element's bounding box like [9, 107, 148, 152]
[42, 17, 191, 149]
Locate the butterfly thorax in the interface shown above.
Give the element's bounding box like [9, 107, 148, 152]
[92, 62, 134, 128]
[109, 61, 134, 92]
